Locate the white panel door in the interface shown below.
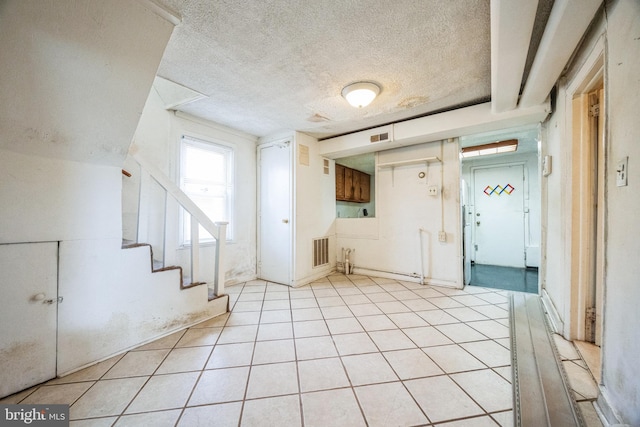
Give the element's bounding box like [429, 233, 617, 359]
[259, 143, 292, 285]
[0, 242, 58, 398]
[473, 165, 525, 267]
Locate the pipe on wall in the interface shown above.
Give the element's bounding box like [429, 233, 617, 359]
[418, 228, 426, 285]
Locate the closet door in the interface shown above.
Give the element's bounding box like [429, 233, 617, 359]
[258, 142, 293, 285]
[0, 242, 58, 398]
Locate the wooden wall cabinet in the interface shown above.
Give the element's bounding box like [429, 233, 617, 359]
[336, 164, 370, 203]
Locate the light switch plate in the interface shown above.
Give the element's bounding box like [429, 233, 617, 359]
[438, 231, 447, 242]
[616, 157, 628, 187]
[428, 186, 439, 196]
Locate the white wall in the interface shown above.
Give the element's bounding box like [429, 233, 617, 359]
[293, 132, 337, 285]
[0, 0, 174, 167]
[598, 0, 640, 423]
[0, 0, 232, 378]
[130, 88, 259, 285]
[542, 1, 640, 423]
[462, 150, 540, 267]
[337, 140, 462, 287]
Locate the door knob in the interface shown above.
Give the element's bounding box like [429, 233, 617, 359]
[282, 219, 289, 224]
[476, 221, 481, 226]
[32, 293, 46, 302]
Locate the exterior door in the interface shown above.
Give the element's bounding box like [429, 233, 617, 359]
[258, 142, 292, 285]
[0, 242, 58, 398]
[473, 165, 525, 268]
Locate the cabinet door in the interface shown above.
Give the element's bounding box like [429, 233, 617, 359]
[344, 167, 354, 200]
[335, 164, 346, 200]
[352, 170, 361, 200]
[359, 171, 371, 202]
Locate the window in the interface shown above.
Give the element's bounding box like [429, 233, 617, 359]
[180, 136, 233, 244]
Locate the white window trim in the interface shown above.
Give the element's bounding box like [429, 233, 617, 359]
[179, 134, 234, 246]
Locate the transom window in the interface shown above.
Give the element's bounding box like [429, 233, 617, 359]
[180, 135, 234, 244]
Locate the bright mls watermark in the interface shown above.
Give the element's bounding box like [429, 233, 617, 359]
[1, 405, 68, 426]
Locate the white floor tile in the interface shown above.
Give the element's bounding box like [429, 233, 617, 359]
[114, 409, 181, 427]
[156, 346, 212, 374]
[341, 353, 398, 386]
[422, 344, 486, 373]
[298, 358, 350, 392]
[301, 388, 366, 427]
[295, 336, 339, 360]
[355, 382, 429, 427]
[252, 339, 296, 365]
[241, 394, 301, 427]
[332, 332, 378, 356]
[70, 377, 148, 419]
[206, 342, 254, 369]
[368, 329, 416, 351]
[178, 402, 242, 427]
[125, 372, 199, 413]
[383, 349, 444, 380]
[405, 375, 484, 423]
[451, 369, 512, 412]
[246, 362, 299, 399]
[189, 367, 249, 406]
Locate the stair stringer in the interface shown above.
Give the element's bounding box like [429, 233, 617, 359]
[57, 240, 228, 376]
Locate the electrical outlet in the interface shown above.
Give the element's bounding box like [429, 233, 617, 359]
[428, 186, 439, 196]
[438, 231, 446, 242]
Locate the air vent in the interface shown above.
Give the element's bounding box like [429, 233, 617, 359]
[370, 132, 389, 143]
[312, 237, 329, 268]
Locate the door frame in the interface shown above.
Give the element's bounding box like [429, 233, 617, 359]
[257, 139, 294, 285]
[556, 36, 608, 348]
[567, 43, 606, 344]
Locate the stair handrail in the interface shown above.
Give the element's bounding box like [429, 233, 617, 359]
[131, 150, 227, 296]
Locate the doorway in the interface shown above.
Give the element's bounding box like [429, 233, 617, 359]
[257, 141, 293, 286]
[564, 44, 605, 384]
[460, 125, 541, 293]
[571, 83, 605, 347]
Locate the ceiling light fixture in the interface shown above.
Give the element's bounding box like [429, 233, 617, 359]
[461, 139, 518, 158]
[341, 81, 381, 108]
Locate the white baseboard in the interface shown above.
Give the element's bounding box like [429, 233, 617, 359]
[541, 289, 564, 334]
[595, 388, 627, 426]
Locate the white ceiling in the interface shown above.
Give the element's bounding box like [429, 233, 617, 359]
[153, 0, 557, 139]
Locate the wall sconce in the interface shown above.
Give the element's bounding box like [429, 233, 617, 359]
[341, 82, 381, 108]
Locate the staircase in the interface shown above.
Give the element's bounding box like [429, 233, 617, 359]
[122, 150, 229, 304]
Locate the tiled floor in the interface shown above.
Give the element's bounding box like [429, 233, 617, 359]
[552, 335, 603, 427]
[3, 274, 518, 426]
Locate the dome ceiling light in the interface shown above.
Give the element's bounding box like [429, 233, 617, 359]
[341, 81, 381, 108]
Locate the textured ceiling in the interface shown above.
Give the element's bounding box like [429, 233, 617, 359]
[154, 1, 516, 139]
